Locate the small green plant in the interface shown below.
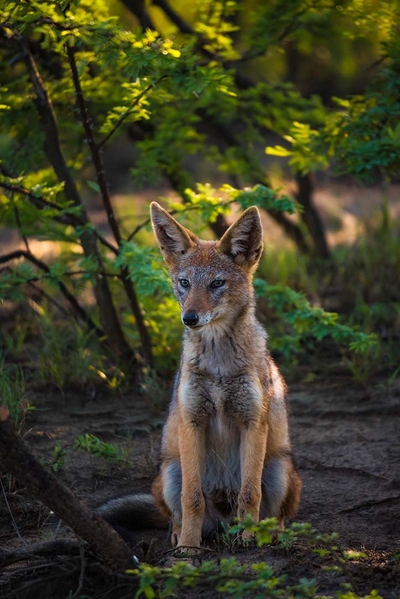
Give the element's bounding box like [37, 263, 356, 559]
[50, 441, 67, 473]
[74, 434, 130, 464]
[41, 440, 67, 473]
[127, 518, 381, 599]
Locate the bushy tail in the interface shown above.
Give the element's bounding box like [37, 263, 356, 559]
[97, 493, 169, 541]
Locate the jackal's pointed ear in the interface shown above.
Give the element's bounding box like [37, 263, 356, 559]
[218, 206, 263, 271]
[150, 202, 198, 265]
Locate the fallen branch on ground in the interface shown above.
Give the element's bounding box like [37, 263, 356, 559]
[0, 406, 133, 571]
[0, 539, 82, 568]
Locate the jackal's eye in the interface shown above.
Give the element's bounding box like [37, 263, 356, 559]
[210, 279, 225, 289]
[179, 278, 190, 288]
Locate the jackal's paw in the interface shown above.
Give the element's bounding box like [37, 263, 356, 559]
[241, 529, 256, 545]
[173, 544, 202, 559]
[271, 518, 285, 541]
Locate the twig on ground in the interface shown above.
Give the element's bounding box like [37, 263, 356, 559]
[0, 477, 27, 546]
[71, 541, 86, 599]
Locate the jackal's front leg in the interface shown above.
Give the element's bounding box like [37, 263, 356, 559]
[178, 414, 206, 549]
[238, 423, 268, 540]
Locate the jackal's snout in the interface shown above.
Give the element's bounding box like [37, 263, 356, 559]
[182, 312, 199, 327]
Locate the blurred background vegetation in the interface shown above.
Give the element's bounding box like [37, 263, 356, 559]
[0, 0, 399, 412]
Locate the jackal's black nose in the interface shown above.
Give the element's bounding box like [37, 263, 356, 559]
[182, 312, 199, 327]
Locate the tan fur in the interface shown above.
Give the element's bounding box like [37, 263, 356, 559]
[149, 203, 302, 548]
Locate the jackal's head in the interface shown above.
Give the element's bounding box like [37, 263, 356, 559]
[150, 203, 263, 329]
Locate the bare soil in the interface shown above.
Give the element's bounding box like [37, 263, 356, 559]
[1, 376, 399, 598]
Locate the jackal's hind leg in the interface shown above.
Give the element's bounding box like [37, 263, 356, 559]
[260, 454, 301, 530]
[155, 461, 183, 547]
[282, 465, 302, 519]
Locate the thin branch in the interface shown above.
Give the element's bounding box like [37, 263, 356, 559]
[0, 477, 27, 546]
[9, 30, 137, 364]
[9, 191, 80, 319]
[67, 45, 154, 368]
[0, 250, 104, 338]
[71, 542, 86, 599]
[0, 264, 121, 281]
[0, 165, 119, 255]
[127, 216, 151, 242]
[13, 200, 30, 253]
[225, 5, 311, 67]
[92, 230, 119, 255]
[66, 46, 122, 244]
[28, 280, 71, 319]
[0, 178, 79, 227]
[56, 269, 120, 279]
[0, 539, 82, 568]
[98, 82, 157, 149]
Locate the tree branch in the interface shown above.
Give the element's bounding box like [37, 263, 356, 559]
[0, 177, 79, 227]
[8, 30, 138, 367]
[0, 407, 133, 571]
[296, 172, 330, 259]
[0, 165, 120, 255]
[152, 0, 197, 35]
[0, 539, 82, 568]
[98, 82, 158, 149]
[147, 0, 254, 88]
[120, 0, 156, 30]
[0, 250, 104, 338]
[67, 45, 154, 369]
[122, 4, 311, 251]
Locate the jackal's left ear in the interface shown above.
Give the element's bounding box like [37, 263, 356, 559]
[150, 202, 198, 266]
[218, 206, 263, 270]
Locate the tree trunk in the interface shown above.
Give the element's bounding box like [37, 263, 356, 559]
[296, 172, 331, 259]
[19, 37, 138, 370]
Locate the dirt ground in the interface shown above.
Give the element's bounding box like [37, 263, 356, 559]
[1, 375, 399, 598]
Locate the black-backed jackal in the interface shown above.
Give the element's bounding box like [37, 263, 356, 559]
[99, 203, 302, 548]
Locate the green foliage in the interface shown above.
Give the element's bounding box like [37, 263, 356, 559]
[50, 441, 67, 473]
[0, 362, 32, 430]
[36, 314, 119, 389]
[42, 440, 67, 473]
[254, 279, 377, 358]
[0, 0, 395, 384]
[126, 518, 380, 599]
[267, 18, 400, 181]
[169, 183, 298, 227]
[332, 215, 400, 381]
[1, 307, 124, 391]
[116, 243, 172, 299]
[74, 433, 130, 463]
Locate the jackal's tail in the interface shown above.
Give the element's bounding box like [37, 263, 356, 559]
[97, 493, 169, 541]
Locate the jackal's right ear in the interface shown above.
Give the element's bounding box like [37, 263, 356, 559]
[150, 202, 198, 265]
[218, 206, 263, 271]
